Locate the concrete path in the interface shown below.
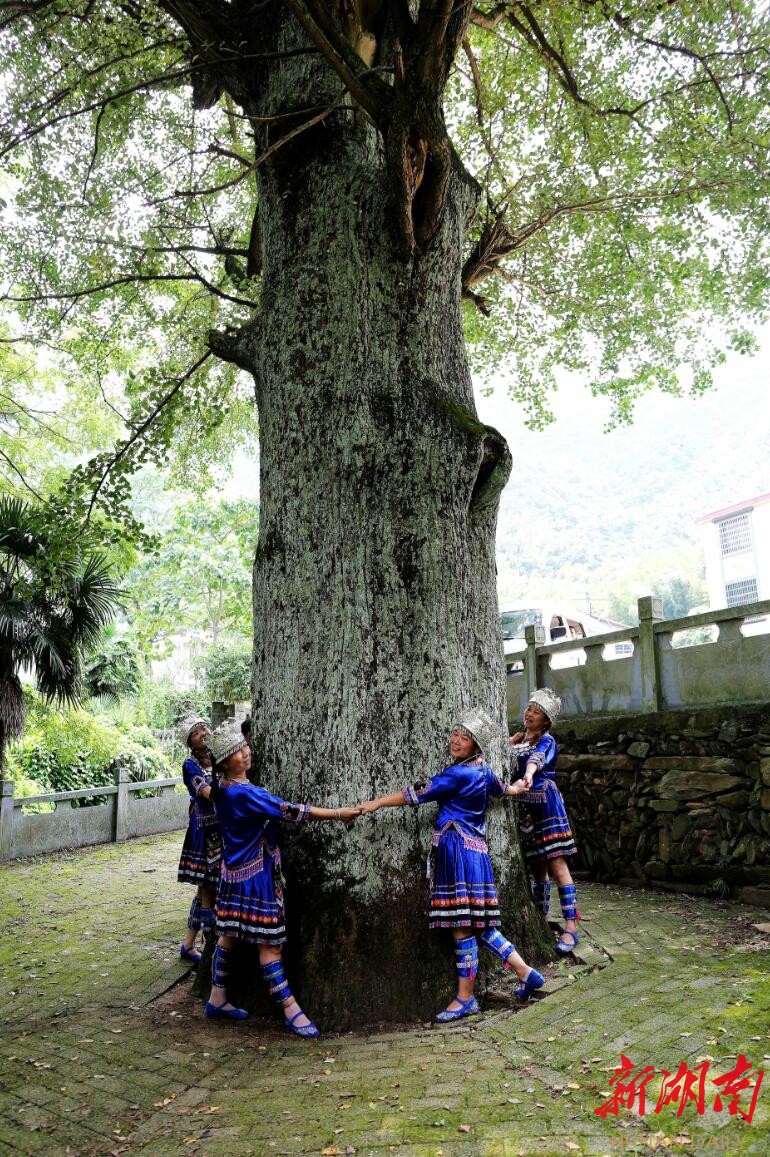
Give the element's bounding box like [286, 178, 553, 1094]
[1, 834, 768, 1156]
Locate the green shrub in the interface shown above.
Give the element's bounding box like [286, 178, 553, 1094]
[106, 726, 172, 782]
[196, 638, 251, 703]
[9, 702, 117, 794]
[137, 681, 211, 730]
[6, 690, 173, 802]
[11, 770, 54, 813]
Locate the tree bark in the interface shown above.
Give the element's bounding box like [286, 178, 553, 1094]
[208, 15, 553, 1029]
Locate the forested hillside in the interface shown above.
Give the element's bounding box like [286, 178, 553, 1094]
[484, 364, 770, 622]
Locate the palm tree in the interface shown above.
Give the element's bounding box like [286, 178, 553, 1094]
[83, 624, 143, 703]
[0, 497, 123, 774]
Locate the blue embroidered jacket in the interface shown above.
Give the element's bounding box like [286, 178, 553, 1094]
[402, 756, 506, 840]
[214, 780, 310, 869]
[509, 734, 558, 788]
[182, 757, 213, 801]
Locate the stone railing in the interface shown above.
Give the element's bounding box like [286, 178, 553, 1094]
[0, 767, 188, 862]
[507, 595, 770, 724]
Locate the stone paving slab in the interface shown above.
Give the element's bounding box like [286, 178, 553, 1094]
[1, 834, 769, 1156]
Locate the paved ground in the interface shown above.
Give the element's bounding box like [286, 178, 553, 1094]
[1, 834, 768, 1157]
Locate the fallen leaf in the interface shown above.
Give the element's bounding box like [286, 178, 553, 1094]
[566, 1145, 580, 1152]
[458, 1124, 471, 1133]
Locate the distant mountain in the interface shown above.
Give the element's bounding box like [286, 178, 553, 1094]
[477, 364, 770, 618]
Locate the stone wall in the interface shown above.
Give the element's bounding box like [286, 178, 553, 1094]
[555, 703, 770, 907]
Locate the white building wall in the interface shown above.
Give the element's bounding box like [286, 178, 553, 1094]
[753, 502, 770, 600]
[700, 522, 725, 609]
[699, 497, 770, 610]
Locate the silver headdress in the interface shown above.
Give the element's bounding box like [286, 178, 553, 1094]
[207, 720, 246, 766]
[527, 688, 561, 726]
[177, 713, 211, 749]
[452, 707, 500, 755]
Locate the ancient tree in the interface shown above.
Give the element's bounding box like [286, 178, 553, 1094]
[1, 1, 768, 1025]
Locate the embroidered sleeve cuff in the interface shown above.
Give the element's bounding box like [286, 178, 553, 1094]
[192, 775, 207, 795]
[280, 801, 311, 823]
[527, 751, 546, 771]
[493, 774, 508, 795]
[403, 785, 420, 807]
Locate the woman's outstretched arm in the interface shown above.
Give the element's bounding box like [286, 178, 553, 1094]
[359, 792, 408, 814]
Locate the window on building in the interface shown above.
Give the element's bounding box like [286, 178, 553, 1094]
[718, 511, 752, 557]
[724, 578, 758, 607]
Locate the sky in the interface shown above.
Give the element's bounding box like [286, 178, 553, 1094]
[476, 325, 770, 520]
[476, 325, 770, 601]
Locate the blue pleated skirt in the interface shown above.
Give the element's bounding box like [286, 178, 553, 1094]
[177, 803, 222, 886]
[428, 825, 501, 929]
[518, 779, 577, 863]
[215, 841, 288, 945]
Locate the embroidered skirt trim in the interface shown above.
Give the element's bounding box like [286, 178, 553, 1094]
[431, 822, 488, 854]
[221, 843, 280, 883]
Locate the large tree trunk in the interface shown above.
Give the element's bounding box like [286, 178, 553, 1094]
[210, 19, 553, 1029]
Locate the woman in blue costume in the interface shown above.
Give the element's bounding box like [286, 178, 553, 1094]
[204, 720, 360, 1035]
[360, 708, 545, 1023]
[507, 688, 580, 955]
[177, 713, 221, 964]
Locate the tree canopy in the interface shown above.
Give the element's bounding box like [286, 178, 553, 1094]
[0, 1, 768, 524]
[124, 495, 259, 654]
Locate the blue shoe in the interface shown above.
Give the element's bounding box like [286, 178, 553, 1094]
[514, 968, 545, 1000]
[434, 997, 481, 1023]
[555, 930, 579, 956]
[285, 1009, 320, 1038]
[205, 1001, 249, 1020]
[180, 944, 202, 965]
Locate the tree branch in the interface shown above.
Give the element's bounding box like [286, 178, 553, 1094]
[0, 447, 45, 501]
[4, 271, 256, 310]
[0, 60, 209, 159]
[85, 352, 212, 523]
[282, 0, 392, 126]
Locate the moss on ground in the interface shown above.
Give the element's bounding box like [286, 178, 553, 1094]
[0, 834, 768, 1155]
